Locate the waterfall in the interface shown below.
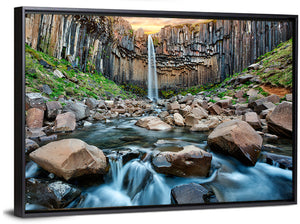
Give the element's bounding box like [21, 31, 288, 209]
[147, 35, 159, 101]
[77, 156, 170, 208]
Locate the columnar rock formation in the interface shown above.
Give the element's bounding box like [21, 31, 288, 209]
[25, 14, 293, 90]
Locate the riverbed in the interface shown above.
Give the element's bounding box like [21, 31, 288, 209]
[25, 117, 293, 209]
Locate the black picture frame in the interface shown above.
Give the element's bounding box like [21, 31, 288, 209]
[14, 6, 298, 217]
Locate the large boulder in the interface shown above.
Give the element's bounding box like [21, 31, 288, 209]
[216, 99, 232, 109]
[158, 111, 169, 119]
[179, 105, 192, 117]
[178, 94, 194, 104]
[152, 145, 212, 177]
[26, 108, 44, 129]
[185, 114, 200, 127]
[171, 183, 217, 204]
[167, 101, 180, 111]
[25, 93, 46, 111]
[85, 98, 99, 110]
[29, 139, 108, 180]
[267, 102, 292, 137]
[190, 117, 220, 132]
[249, 98, 276, 113]
[208, 120, 263, 166]
[236, 74, 255, 83]
[26, 178, 81, 209]
[46, 101, 62, 119]
[63, 101, 90, 121]
[54, 112, 76, 132]
[207, 104, 223, 115]
[173, 113, 185, 126]
[135, 116, 172, 131]
[243, 112, 262, 130]
[93, 112, 106, 121]
[190, 107, 208, 119]
[266, 95, 280, 104]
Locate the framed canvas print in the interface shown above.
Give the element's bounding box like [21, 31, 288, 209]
[14, 6, 297, 217]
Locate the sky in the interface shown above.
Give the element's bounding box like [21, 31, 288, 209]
[123, 17, 211, 34]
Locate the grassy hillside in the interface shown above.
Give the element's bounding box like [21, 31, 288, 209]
[252, 39, 293, 88]
[25, 44, 136, 100]
[161, 39, 293, 98]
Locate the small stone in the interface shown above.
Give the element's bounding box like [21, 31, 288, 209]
[285, 94, 292, 102]
[26, 108, 44, 129]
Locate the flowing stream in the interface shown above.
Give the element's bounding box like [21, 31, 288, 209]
[25, 118, 293, 209]
[147, 35, 159, 101]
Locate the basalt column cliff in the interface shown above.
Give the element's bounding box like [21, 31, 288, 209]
[25, 14, 293, 90]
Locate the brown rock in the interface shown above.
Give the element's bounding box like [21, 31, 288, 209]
[54, 112, 76, 132]
[266, 95, 280, 104]
[234, 90, 244, 98]
[135, 116, 172, 131]
[93, 112, 106, 121]
[185, 114, 200, 127]
[152, 145, 212, 177]
[178, 94, 194, 103]
[190, 117, 220, 131]
[174, 113, 185, 126]
[158, 111, 169, 119]
[208, 120, 262, 166]
[190, 123, 209, 132]
[111, 108, 126, 114]
[26, 108, 44, 129]
[216, 99, 232, 109]
[167, 101, 180, 111]
[207, 104, 223, 115]
[267, 102, 292, 137]
[164, 115, 175, 126]
[85, 98, 99, 110]
[179, 105, 192, 117]
[46, 101, 62, 119]
[29, 139, 108, 180]
[243, 112, 262, 130]
[190, 107, 208, 119]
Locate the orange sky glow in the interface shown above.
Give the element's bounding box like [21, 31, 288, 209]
[123, 17, 212, 34]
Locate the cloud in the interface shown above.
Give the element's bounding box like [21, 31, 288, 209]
[123, 17, 209, 34]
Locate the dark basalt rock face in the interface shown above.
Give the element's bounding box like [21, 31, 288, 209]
[171, 183, 218, 204]
[25, 14, 292, 90]
[261, 152, 292, 170]
[25, 178, 82, 209]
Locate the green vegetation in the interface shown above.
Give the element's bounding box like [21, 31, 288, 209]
[159, 39, 292, 99]
[25, 44, 136, 100]
[253, 39, 293, 88]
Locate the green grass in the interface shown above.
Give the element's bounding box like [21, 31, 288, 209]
[252, 39, 293, 88]
[25, 44, 136, 100]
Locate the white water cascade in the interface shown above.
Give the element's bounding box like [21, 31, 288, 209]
[147, 35, 159, 101]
